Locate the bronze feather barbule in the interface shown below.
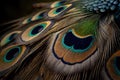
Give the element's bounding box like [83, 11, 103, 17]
[0, 0, 120, 80]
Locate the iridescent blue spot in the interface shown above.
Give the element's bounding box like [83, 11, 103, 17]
[27, 18, 32, 23]
[108, 3, 111, 6]
[100, 8, 106, 12]
[4, 47, 21, 62]
[37, 12, 44, 19]
[110, 0, 114, 3]
[9, 33, 16, 41]
[83, 0, 120, 13]
[62, 31, 94, 53]
[93, 4, 97, 7]
[118, 3, 120, 7]
[55, 0, 66, 7]
[4, 33, 17, 45]
[110, 5, 116, 10]
[113, 1, 118, 5]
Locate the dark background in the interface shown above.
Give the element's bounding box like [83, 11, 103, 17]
[0, 0, 56, 23]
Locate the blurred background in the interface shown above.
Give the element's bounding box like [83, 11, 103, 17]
[0, 0, 56, 23]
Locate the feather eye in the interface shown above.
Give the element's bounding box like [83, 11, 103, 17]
[50, 0, 66, 8]
[103, 50, 120, 80]
[48, 4, 72, 18]
[31, 11, 45, 21]
[22, 17, 32, 24]
[0, 45, 26, 72]
[52, 29, 96, 64]
[0, 31, 21, 46]
[21, 21, 54, 42]
[22, 11, 45, 25]
[44, 16, 100, 73]
[22, 3, 72, 25]
[62, 29, 95, 53]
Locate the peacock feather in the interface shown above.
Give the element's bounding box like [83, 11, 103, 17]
[0, 0, 120, 80]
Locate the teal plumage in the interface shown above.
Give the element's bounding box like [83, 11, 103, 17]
[0, 0, 120, 80]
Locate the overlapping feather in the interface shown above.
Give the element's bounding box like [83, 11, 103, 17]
[0, 0, 120, 80]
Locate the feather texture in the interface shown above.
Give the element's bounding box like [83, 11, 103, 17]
[0, 0, 120, 80]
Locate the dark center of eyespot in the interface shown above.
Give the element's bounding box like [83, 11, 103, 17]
[83, 0, 120, 13]
[5, 47, 20, 61]
[31, 25, 44, 35]
[38, 12, 44, 18]
[115, 56, 120, 72]
[9, 33, 16, 40]
[64, 31, 93, 50]
[56, 7, 65, 13]
[27, 18, 32, 23]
